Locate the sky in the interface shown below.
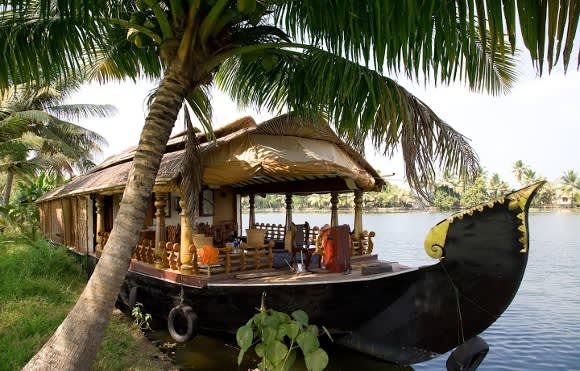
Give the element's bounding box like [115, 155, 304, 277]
[67, 57, 580, 190]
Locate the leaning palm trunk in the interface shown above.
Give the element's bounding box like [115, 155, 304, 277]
[24, 68, 192, 370]
[1, 170, 14, 206]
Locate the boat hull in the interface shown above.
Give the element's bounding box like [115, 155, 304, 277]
[117, 183, 542, 365]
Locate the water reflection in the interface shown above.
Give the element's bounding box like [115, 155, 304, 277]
[143, 211, 580, 370]
[149, 329, 413, 371]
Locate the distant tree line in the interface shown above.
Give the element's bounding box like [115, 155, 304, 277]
[242, 180, 417, 211]
[431, 161, 579, 210]
[243, 161, 580, 211]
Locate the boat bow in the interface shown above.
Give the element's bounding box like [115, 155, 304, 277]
[337, 182, 544, 364]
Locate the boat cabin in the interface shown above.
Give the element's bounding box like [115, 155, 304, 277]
[37, 114, 385, 279]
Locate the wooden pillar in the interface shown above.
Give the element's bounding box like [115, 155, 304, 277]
[353, 190, 363, 236]
[330, 192, 339, 227]
[249, 194, 256, 229]
[284, 193, 293, 251]
[179, 198, 194, 275]
[154, 193, 167, 269]
[95, 196, 105, 254]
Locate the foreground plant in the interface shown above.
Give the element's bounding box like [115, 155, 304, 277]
[237, 306, 330, 371]
[131, 302, 152, 332]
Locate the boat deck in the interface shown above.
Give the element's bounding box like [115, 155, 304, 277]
[128, 255, 416, 288]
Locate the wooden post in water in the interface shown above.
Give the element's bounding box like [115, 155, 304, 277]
[179, 198, 194, 275]
[154, 193, 168, 268]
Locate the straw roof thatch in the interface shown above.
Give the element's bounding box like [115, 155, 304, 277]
[38, 114, 384, 202]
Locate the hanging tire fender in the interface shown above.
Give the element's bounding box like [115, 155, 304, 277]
[167, 304, 198, 343]
[446, 336, 489, 371]
[128, 286, 139, 309]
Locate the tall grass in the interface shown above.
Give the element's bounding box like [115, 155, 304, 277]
[0, 235, 174, 370]
[0, 237, 85, 370]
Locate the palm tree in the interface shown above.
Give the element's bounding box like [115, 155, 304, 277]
[512, 160, 528, 185]
[522, 168, 540, 186]
[488, 173, 510, 198]
[1, 1, 577, 368]
[560, 170, 579, 206]
[0, 79, 114, 205]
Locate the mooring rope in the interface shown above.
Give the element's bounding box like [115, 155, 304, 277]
[440, 259, 466, 344]
[179, 285, 185, 305]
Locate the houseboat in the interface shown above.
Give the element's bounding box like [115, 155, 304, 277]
[36, 114, 542, 366]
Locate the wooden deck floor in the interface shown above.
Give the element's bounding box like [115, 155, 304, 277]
[129, 254, 415, 289]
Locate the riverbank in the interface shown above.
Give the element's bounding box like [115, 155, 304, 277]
[0, 236, 176, 371]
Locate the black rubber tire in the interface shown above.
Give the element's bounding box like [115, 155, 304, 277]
[167, 305, 198, 343]
[446, 336, 489, 371]
[128, 286, 139, 309]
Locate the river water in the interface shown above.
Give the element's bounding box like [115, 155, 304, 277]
[156, 210, 580, 370]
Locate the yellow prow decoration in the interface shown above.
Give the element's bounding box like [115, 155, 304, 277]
[423, 181, 545, 259]
[505, 181, 545, 253]
[424, 220, 450, 259]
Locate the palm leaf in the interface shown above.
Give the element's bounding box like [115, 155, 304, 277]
[184, 86, 213, 134]
[179, 106, 202, 234]
[217, 47, 480, 197]
[275, 0, 579, 76]
[46, 104, 118, 122]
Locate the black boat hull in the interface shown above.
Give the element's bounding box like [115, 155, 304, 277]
[117, 183, 542, 365]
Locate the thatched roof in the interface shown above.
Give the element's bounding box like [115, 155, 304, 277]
[38, 114, 385, 202]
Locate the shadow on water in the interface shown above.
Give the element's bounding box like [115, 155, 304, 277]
[146, 327, 414, 371]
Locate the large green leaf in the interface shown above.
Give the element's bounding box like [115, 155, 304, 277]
[296, 331, 319, 355]
[265, 339, 288, 366]
[236, 324, 253, 353]
[304, 348, 329, 371]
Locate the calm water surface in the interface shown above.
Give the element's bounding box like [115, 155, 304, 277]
[157, 211, 580, 370]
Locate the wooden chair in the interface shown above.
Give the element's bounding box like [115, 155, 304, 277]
[291, 222, 314, 268]
[244, 229, 274, 270]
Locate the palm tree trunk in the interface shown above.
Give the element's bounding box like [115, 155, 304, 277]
[1, 171, 14, 206]
[24, 69, 193, 370]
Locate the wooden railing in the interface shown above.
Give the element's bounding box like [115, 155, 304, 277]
[123, 223, 374, 277]
[131, 239, 273, 277]
[252, 222, 375, 257]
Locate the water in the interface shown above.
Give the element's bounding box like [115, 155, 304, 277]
[157, 210, 580, 370]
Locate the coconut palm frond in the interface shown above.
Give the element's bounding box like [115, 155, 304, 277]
[215, 48, 297, 114]
[179, 106, 202, 234]
[184, 86, 213, 135]
[34, 152, 76, 177]
[395, 93, 480, 199]
[276, 0, 579, 76]
[46, 103, 118, 122]
[0, 3, 105, 91]
[7, 110, 53, 126]
[0, 116, 29, 140]
[217, 47, 480, 197]
[84, 37, 164, 84]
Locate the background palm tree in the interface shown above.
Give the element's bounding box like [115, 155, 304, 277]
[560, 169, 579, 206]
[0, 78, 114, 205]
[512, 160, 528, 185]
[0, 1, 577, 368]
[488, 173, 510, 198]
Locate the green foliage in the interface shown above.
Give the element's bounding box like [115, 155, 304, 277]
[131, 302, 152, 331]
[242, 182, 416, 211]
[432, 185, 460, 210]
[460, 175, 489, 207]
[1, 172, 60, 238]
[0, 237, 85, 369]
[0, 236, 170, 370]
[237, 308, 330, 371]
